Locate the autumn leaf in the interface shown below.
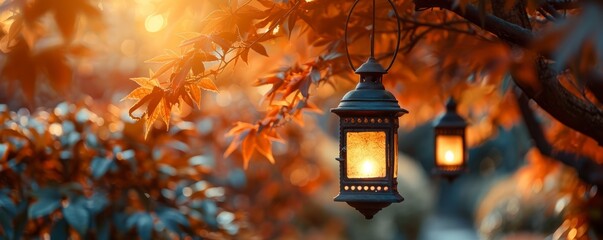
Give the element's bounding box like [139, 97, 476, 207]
[250, 43, 268, 57]
[255, 133, 274, 164]
[152, 59, 179, 79]
[121, 87, 152, 101]
[224, 122, 256, 158]
[6, 16, 23, 48]
[191, 54, 205, 75]
[145, 54, 180, 63]
[241, 129, 256, 168]
[143, 94, 164, 139]
[197, 78, 219, 92]
[188, 83, 202, 108]
[240, 48, 250, 64]
[130, 76, 160, 89]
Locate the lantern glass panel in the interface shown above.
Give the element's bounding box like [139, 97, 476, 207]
[346, 131, 386, 178]
[435, 135, 463, 167]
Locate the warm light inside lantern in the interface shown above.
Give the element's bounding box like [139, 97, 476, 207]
[436, 135, 463, 167]
[346, 131, 386, 178]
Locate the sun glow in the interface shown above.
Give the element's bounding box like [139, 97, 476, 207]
[145, 14, 165, 32]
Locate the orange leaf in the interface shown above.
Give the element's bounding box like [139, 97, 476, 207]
[226, 122, 256, 136]
[197, 78, 219, 92]
[158, 98, 171, 130]
[241, 129, 256, 169]
[121, 87, 152, 101]
[7, 17, 23, 47]
[255, 133, 274, 164]
[250, 43, 268, 57]
[264, 129, 285, 144]
[144, 95, 163, 139]
[128, 86, 162, 120]
[130, 77, 159, 89]
[240, 48, 249, 64]
[188, 84, 202, 108]
[224, 134, 242, 158]
[152, 59, 179, 79]
[145, 54, 180, 63]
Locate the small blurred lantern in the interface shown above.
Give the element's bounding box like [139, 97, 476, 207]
[433, 97, 467, 179]
[331, 58, 407, 219]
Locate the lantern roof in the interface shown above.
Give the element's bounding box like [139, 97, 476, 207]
[331, 58, 408, 115]
[355, 57, 387, 74]
[433, 97, 467, 128]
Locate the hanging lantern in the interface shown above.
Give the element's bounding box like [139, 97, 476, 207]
[331, 58, 407, 219]
[433, 97, 467, 180]
[331, 0, 407, 219]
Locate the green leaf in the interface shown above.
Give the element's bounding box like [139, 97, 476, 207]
[63, 199, 90, 236]
[28, 197, 61, 218]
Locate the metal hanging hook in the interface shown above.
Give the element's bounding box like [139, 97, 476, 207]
[344, 0, 402, 72]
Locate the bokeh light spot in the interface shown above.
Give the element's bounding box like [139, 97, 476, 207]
[145, 14, 165, 33]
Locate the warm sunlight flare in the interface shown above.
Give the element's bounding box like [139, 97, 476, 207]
[436, 135, 463, 167]
[145, 14, 165, 32]
[346, 132, 386, 178]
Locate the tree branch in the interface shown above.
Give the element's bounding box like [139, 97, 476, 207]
[515, 88, 603, 186]
[414, 0, 534, 48]
[414, 0, 603, 145]
[546, 0, 580, 10]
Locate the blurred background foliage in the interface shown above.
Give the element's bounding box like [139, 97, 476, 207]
[0, 0, 602, 239]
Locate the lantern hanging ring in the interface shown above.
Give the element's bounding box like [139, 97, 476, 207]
[344, 0, 401, 72]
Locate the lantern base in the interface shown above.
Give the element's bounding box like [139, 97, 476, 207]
[432, 168, 465, 182]
[334, 192, 403, 219]
[346, 202, 391, 219]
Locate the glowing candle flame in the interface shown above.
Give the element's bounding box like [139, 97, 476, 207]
[360, 160, 376, 177]
[444, 150, 454, 163]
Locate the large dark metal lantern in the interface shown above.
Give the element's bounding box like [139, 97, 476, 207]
[331, 58, 407, 219]
[331, 0, 408, 219]
[332, 0, 406, 219]
[433, 97, 467, 180]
